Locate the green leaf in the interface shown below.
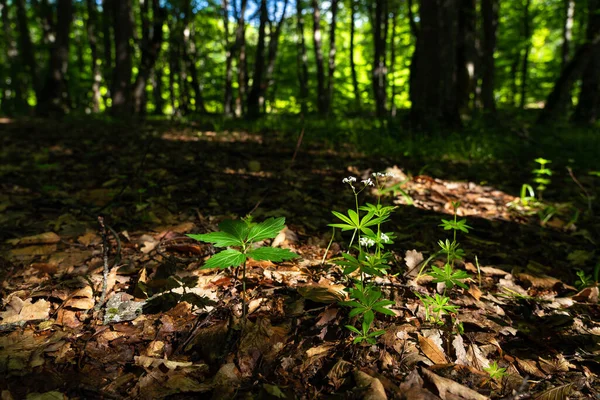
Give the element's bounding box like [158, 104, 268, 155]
[187, 232, 243, 247]
[347, 210, 360, 226]
[202, 249, 246, 269]
[332, 211, 355, 226]
[328, 223, 355, 231]
[349, 307, 367, 317]
[246, 217, 286, 243]
[218, 219, 250, 241]
[345, 325, 361, 334]
[247, 247, 298, 262]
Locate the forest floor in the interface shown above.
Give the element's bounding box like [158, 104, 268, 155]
[0, 117, 599, 399]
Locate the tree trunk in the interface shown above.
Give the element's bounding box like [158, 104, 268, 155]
[562, 0, 575, 67]
[37, 0, 73, 116]
[481, 0, 498, 113]
[389, 8, 398, 116]
[1, 0, 28, 114]
[132, 0, 165, 115]
[312, 0, 327, 114]
[372, 0, 388, 118]
[86, 0, 102, 113]
[111, 0, 133, 116]
[102, 0, 113, 106]
[247, 0, 269, 118]
[223, 0, 235, 116]
[181, 0, 206, 114]
[326, 0, 338, 114]
[349, 0, 360, 109]
[296, 0, 309, 115]
[235, 0, 248, 116]
[263, 0, 289, 112]
[409, 0, 460, 129]
[456, 0, 476, 114]
[152, 66, 163, 114]
[520, 0, 531, 109]
[572, 0, 600, 124]
[15, 0, 39, 102]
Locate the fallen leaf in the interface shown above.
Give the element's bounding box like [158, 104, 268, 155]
[533, 383, 575, 400]
[353, 370, 387, 400]
[515, 357, 546, 378]
[418, 335, 447, 365]
[399, 369, 441, 400]
[421, 367, 489, 400]
[297, 283, 347, 303]
[135, 355, 194, 370]
[572, 286, 599, 303]
[405, 250, 424, 277]
[9, 244, 57, 258]
[0, 298, 50, 324]
[7, 232, 60, 246]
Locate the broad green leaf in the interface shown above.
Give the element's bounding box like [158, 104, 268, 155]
[363, 310, 374, 327]
[349, 307, 367, 317]
[202, 249, 246, 269]
[341, 300, 363, 308]
[331, 211, 355, 226]
[187, 232, 242, 247]
[347, 210, 360, 226]
[345, 325, 361, 334]
[218, 219, 250, 241]
[247, 247, 298, 262]
[328, 223, 355, 231]
[370, 330, 386, 337]
[246, 217, 286, 243]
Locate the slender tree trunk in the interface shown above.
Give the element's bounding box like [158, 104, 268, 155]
[349, 0, 360, 110]
[561, 0, 575, 67]
[168, 36, 177, 115]
[1, 0, 27, 114]
[372, 0, 388, 118]
[111, 0, 133, 116]
[86, 0, 102, 112]
[312, 0, 326, 114]
[263, 0, 289, 111]
[236, 0, 248, 116]
[102, 0, 113, 107]
[520, 0, 531, 109]
[457, 0, 476, 114]
[296, 0, 309, 115]
[152, 66, 163, 114]
[132, 0, 165, 115]
[572, 0, 600, 124]
[389, 8, 398, 116]
[223, 0, 235, 116]
[247, 0, 269, 118]
[15, 0, 39, 102]
[181, 0, 206, 114]
[481, 0, 498, 113]
[37, 0, 73, 116]
[326, 0, 338, 114]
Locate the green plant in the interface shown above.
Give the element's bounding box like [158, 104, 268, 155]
[484, 361, 508, 380]
[430, 263, 470, 290]
[532, 157, 552, 200]
[575, 264, 599, 289]
[341, 282, 396, 319]
[344, 308, 386, 345]
[415, 292, 460, 325]
[187, 216, 297, 319]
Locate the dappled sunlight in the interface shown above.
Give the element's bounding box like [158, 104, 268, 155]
[161, 128, 264, 144]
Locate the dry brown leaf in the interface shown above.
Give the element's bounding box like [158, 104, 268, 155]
[418, 334, 448, 365]
[306, 343, 334, 358]
[316, 307, 339, 326]
[465, 343, 490, 370]
[77, 231, 99, 246]
[452, 335, 469, 366]
[572, 286, 599, 303]
[0, 298, 50, 324]
[297, 283, 347, 303]
[533, 383, 575, 400]
[353, 370, 387, 400]
[212, 363, 241, 400]
[327, 359, 352, 389]
[515, 357, 546, 378]
[405, 250, 424, 277]
[7, 232, 60, 246]
[421, 367, 489, 400]
[135, 355, 194, 370]
[468, 284, 482, 301]
[9, 244, 57, 258]
[465, 263, 507, 276]
[538, 355, 572, 375]
[515, 272, 563, 289]
[399, 369, 441, 400]
[271, 226, 298, 248]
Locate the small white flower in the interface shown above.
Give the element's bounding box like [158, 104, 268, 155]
[359, 237, 375, 247]
[381, 233, 390, 243]
[361, 178, 374, 186]
[372, 172, 386, 177]
[342, 176, 357, 184]
[386, 172, 396, 178]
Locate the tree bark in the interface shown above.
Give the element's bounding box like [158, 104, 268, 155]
[247, 0, 269, 118]
[520, 0, 531, 109]
[132, 0, 165, 115]
[481, 0, 498, 112]
[572, 0, 600, 124]
[37, 0, 73, 116]
[1, 0, 28, 114]
[263, 0, 289, 113]
[111, 0, 133, 116]
[349, 0, 360, 109]
[86, 0, 102, 112]
[102, 0, 113, 107]
[371, 0, 388, 118]
[235, 0, 248, 116]
[562, 0, 575, 67]
[326, 0, 338, 114]
[15, 0, 39, 102]
[296, 0, 309, 115]
[223, 0, 235, 115]
[312, 0, 327, 114]
[409, 0, 460, 129]
[389, 7, 398, 116]
[456, 0, 476, 114]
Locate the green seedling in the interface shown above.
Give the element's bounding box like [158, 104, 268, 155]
[415, 292, 460, 325]
[345, 307, 386, 345]
[430, 263, 470, 290]
[484, 361, 508, 380]
[341, 282, 396, 320]
[532, 157, 552, 200]
[335, 248, 391, 280]
[575, 264, 599, 289]
[188, 216, 297, 319]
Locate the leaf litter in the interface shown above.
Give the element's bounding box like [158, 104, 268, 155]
[0, 120, 598, 398]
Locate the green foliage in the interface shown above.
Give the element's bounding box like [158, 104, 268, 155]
[340, 283, 396, 319]
[188, 216, 297, 318]
[415, 292, 460, 325]
[345, 309, 386, 345]
[430, 263, 470, 290]
[484, 361, 508, 380]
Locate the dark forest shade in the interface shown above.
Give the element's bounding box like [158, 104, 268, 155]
[0, 0, 598, 127]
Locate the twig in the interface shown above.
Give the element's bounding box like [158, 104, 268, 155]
[566, 166, 593, 215]
[96, 216, 110, 311]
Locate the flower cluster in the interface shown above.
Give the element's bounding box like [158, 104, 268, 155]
[359, 237, 376, 247]
[342, 176, 357, 184]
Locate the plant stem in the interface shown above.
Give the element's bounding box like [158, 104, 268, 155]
[242, 259, 247, 320]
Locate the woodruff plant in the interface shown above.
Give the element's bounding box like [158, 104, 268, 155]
[329, 173, 397, 344]
[188, 216, 297, 319]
